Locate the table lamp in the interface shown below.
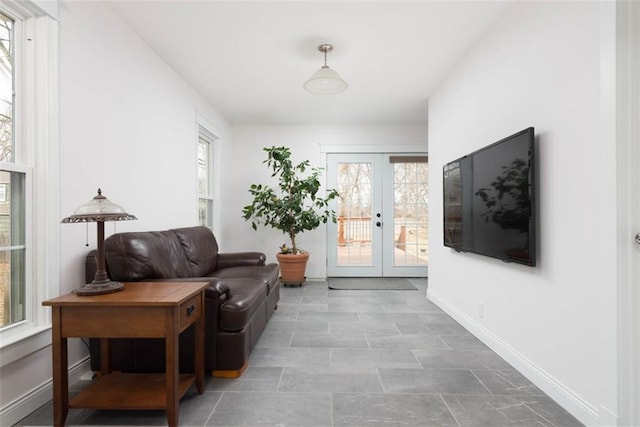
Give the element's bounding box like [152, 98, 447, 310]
[61, 188, 137, 295]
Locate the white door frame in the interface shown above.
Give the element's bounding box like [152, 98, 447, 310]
[616, 1, 640, 425]
[326, 153, 383, 277]
[381, 154, 429, 277]
[326, 153, 428, 277]
[321, 144, 428, 278]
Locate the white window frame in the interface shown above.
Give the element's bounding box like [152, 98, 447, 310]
[0, 1, 59, 366]
[195, 114, 221, 235]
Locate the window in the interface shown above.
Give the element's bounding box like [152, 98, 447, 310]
[0, 11, 26, 329]
[0, 172, 26, 328]
[0, 1, 59, 360]
[0, 13, 13, 162]
[197, 126, 216, 230]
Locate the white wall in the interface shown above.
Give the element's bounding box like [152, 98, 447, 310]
[0, 1, 230, 422]
[223, 125, 428, 279]
[58, 0, 229, 289]
[428, 2, 615, 425]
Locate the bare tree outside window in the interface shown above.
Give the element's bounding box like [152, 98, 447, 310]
[0, 12, 23, 329]
[0, 13, 13, 162]
[197, 128, 215, 230]
[336, 162, 373, 248]
[393, 160, 428, 265]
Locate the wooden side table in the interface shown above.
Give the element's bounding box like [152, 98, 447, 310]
[43, 281, 208, 427]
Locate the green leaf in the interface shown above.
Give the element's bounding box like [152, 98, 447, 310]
[242, 145, 338, 250]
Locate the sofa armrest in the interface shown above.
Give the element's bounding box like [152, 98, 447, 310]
[217, 252, 266, 269]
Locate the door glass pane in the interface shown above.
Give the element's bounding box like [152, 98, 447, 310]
[0, 170, 25, 327]
[393, 160, 428, 266]
[336, 162, 372, 266]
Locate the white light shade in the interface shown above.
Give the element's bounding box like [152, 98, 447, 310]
[61, 189, 137, 223]
[304, 66, 348, 95]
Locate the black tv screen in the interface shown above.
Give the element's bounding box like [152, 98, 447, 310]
[443, 127, 536, 266]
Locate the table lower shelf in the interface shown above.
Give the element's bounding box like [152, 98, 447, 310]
[69, 372, 195, 410]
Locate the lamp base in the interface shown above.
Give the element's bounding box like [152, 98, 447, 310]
[73, 280, 125, 296]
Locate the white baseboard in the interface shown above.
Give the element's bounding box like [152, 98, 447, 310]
[427, 290, 599, 427]
[598, 405, 620, 427]
[0, 357, 91, 426]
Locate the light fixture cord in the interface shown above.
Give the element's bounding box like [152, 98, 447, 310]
[324, 50, 328, 67]
[85, 223, 89, 247]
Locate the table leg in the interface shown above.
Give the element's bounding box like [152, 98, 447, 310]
[99, 338, 111, 376]
[51, 307, 68, 427]
[165, 306, 179, 427]
[195, 292, 205, 394]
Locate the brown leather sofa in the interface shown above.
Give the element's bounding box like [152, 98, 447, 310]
[86, 226, 279, 377]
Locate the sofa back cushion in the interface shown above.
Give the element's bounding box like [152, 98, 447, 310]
[171, 226, 219, 276]
[105, 230, 191, 281]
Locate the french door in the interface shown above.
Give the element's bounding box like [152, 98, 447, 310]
[326, 153, 428, 277]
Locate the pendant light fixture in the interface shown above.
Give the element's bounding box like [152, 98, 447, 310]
[304, 43, 348, 95]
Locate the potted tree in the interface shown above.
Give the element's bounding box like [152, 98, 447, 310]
[242, 146, 339, 285]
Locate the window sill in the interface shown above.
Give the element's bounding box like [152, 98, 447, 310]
[0, 325, 51, 367]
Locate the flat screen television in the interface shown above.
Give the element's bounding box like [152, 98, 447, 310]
[443, 127, 536, 266]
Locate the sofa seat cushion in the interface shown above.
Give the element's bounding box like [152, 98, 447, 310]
[213, 264, 280, 294]
[219, 278, 268, 332]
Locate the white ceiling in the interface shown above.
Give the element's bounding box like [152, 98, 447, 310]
[106, 1, 512, 126]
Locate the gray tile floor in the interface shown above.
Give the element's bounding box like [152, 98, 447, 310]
[16, 279, 583, 426]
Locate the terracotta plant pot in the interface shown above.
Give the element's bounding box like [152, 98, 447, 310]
[276, 252, 309, 285]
